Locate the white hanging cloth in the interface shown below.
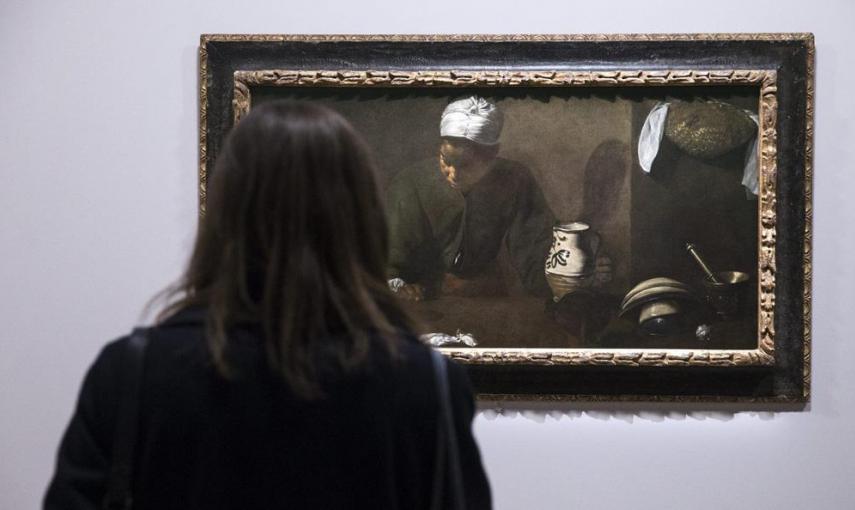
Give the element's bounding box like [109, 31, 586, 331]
[637, 102, 670, 174]
[741, 112, 760, 196]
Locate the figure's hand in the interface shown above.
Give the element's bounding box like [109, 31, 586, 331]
[397, 283, 426, 302]
[593, 254, 613, 286]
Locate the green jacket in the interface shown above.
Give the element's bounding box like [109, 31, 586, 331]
[386, 157, 555, 296]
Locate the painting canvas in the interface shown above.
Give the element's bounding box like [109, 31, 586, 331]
[248, 84, 761, 353]
[201, 35, 813, 402]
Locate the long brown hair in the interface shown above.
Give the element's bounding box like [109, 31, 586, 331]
[160, 101, 419, 397]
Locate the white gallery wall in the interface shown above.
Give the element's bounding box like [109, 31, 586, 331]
[2, 1, 853, 508]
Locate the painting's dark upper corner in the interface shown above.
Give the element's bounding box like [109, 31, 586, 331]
[773, 32, 815, 51]
[200, 34, 243, 50]
[200, 33, 243, 44]
[780, 32, 815, 53]
[804, 32, 816, 52]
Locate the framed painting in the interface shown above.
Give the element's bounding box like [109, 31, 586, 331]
[199, 34, 813, 402]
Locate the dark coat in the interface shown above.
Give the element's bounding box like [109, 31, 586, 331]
[44, 307, 491, 509]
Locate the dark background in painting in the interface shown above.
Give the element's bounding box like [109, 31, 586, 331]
[253, 85, 758, 348]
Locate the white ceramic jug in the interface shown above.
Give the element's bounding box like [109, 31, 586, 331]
[544, 222, 600, 301]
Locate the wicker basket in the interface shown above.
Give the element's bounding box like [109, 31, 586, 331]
[665, 100, 756, 159]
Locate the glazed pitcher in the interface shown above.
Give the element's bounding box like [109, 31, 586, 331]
[544, 222, 600, 301]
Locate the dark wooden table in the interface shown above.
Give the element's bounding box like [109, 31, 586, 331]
[407, 294, 756, 350]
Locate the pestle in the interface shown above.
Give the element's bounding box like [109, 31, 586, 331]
[685, 243, 721, 285]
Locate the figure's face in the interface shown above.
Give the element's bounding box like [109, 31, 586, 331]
[438, 140, 491, 192]
[438, 140, 467, 189]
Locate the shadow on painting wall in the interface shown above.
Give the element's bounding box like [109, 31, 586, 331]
[475, 401, 809, 422]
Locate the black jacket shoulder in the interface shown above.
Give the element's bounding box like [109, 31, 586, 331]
[44, 309, 491, 509]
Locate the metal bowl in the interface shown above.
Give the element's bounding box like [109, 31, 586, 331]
[701, 271, 750, 319]
[619, 277, 696, 317]
[620, 277, 701, 336]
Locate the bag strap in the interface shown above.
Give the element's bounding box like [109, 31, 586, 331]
[429, 348, 466, 510]
[103, 328, 149, 510]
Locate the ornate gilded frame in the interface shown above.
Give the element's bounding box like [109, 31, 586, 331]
[199, 34, 813, 403]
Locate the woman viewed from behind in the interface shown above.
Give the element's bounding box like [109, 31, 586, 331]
[45, 101, 491, 509]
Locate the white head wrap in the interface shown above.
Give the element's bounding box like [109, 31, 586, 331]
[440, 96, 503, 145]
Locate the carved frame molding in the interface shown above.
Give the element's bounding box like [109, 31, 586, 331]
[229, 68, 778, 370]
